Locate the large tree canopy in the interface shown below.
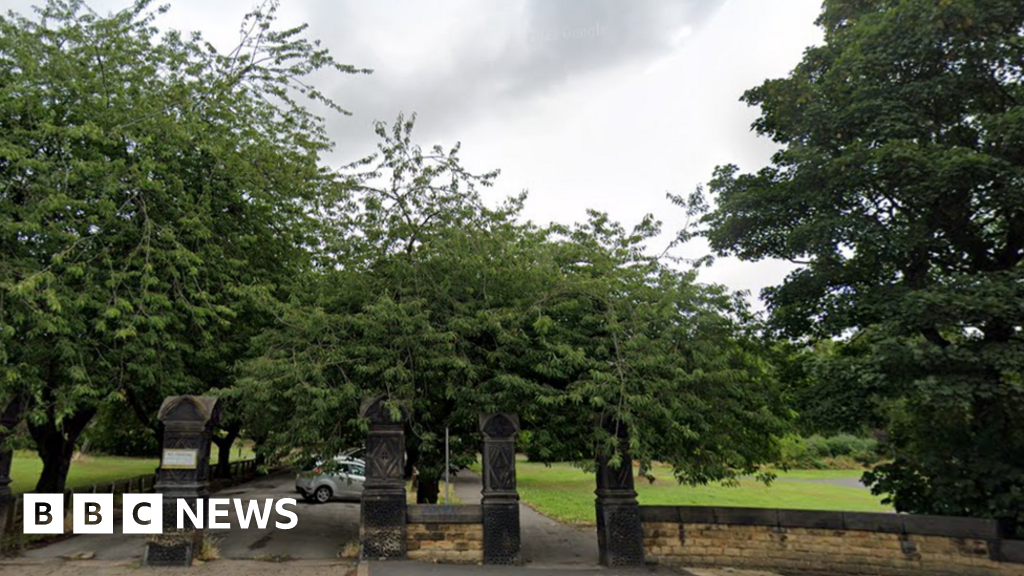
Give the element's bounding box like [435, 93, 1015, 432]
[239, 115, 789, 501]
[522, 212, 788, 483]
[0, 0, 365, 491]
[689, 0, 1024, 531]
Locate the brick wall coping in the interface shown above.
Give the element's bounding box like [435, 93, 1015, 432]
[407, 504, 483, 524]
[638, 505, 1005, 540]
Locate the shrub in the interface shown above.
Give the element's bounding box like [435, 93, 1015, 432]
[196, 532, 220, 561]
[850, 441, 880, 465]
[778, 434, 809, 467]
[826, 434, 859, 456]
[775, 433, 881, 469]
[805, 435, 832, 458]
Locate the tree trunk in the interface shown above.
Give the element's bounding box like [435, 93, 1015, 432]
[416, 477, 440, 504]
[29, 408, 96, 494]
[251, 432, 267, 468]
[123, 387, 160, 436]
[404, 435, 419, 481]
[212, 423, 240, 479]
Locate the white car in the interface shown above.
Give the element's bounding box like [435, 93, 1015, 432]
[295, 456, 366, 503]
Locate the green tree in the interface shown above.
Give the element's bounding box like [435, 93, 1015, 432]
[241, 115, 789, 499]
[687, 0, 1024, 531]
[237, 114, 552, 502]
[242, 112, 790, 499]
[764, 338, 889, 437]
[0, 0, 365, 491]
[523, 213, 788, 482]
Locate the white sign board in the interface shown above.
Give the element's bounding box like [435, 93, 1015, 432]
[162, 449, 198, 470]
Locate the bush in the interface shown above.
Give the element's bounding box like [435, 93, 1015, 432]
[775, 433, 881, 469]
[826, 433, 877, 458]
[805, 435, 832, 458]
[826, 434, 855, 456]
[778, 435, 808, 466]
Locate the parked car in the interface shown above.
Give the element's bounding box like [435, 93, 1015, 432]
[295, 456, 366, 503]
[339, 446, 365, 460]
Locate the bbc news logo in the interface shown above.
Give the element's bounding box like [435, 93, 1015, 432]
[23, 494, 298, 534]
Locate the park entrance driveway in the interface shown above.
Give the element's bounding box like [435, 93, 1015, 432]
[449, 472, 598, 568]
[21, 471, 359, 561]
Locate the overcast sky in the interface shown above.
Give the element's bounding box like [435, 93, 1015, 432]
[6, 0, 825, 308]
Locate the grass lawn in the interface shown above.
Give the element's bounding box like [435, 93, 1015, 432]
[210, 441, 256, 463]
[516, 462, 889, 525]
[10, 441, 257, 494]
[10, 451, 159, 494]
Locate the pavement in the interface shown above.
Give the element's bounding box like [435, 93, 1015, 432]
[0, 558, 357, 576]
[447, 472, 598, 568]
[365, 560, 684, 576]
[0, 559, 781, 576]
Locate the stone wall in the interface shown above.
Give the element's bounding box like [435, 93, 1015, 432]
[640, 506, 1024, 576]
[406, 505, 483, 564]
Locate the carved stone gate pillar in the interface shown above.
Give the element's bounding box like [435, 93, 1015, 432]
[595, 417, 645, 567]
[0, 399, 22, 536]
[360, 396, 409, 560]
[144, 396, 220, 567]
[480, 413, 521, 565]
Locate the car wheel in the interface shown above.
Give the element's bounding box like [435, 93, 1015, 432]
[314, 485, 332, 503]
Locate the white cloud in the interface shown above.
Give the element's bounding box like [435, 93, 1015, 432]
[4, 0, 825, 308]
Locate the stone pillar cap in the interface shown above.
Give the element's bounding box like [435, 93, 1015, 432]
[479, 413, 519, 438]
[360, 396, 410, 424]
[157, 396, 220, 424]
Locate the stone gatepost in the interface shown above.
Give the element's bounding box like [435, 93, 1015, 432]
[595, 417, 645, 567]
[0, 399, 22, 537]
[360, 396, 409, 560]
[479, 413, 521, 565]
[144, 396, 220, 567]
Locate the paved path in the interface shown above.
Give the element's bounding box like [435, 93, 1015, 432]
[774, 476, 866, 489]
[0, 558, 788, 576]
[0, 558, 356, 576]
[0, 558, 784, 576]
[20, 472, 360, 561]
[449, 471, 599, 568]
[366, 559, 681, 576]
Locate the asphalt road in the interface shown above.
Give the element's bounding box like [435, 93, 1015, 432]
[23, 471, 360, 561]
